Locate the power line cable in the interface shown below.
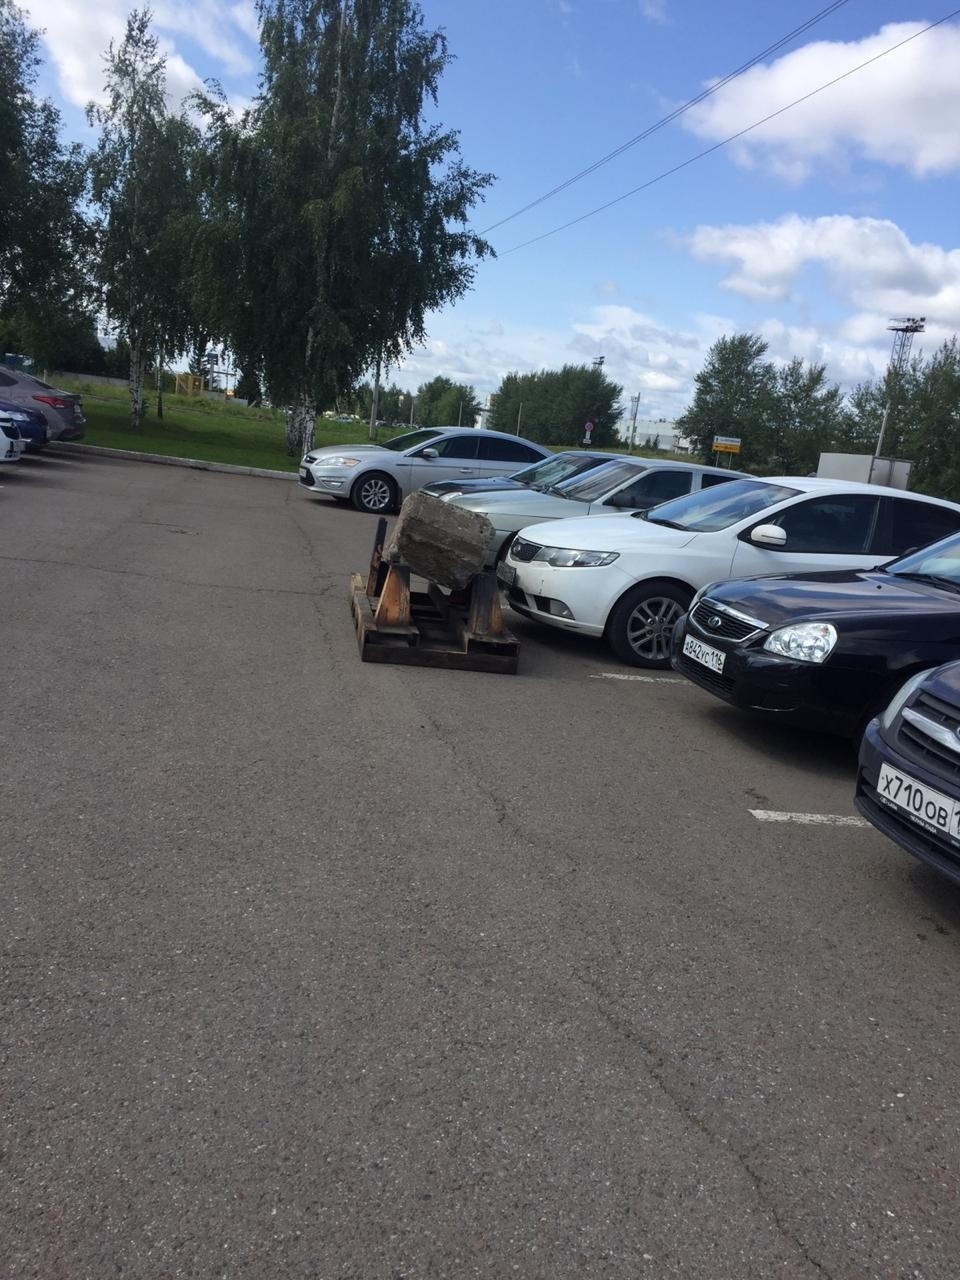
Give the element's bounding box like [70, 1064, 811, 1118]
[479, 0, 851, 235]
[499, 8, 960, 256]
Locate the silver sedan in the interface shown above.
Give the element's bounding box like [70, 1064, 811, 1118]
[299, 427, 551, 513]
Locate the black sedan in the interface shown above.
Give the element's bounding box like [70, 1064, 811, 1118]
[857, 660, 960, 887]
[671, 533, 960, 738]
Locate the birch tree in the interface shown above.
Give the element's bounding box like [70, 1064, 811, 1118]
[198, 0, 493, 455]
[88, 10, 198, 427]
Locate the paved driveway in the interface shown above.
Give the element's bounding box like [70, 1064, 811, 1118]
[3, 453, 960, 1279]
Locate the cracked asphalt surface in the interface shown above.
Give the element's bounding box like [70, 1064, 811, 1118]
[3, 451, 960, 1279]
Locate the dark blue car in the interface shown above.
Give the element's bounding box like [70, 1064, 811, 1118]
[0, 397, 49, 451]
[857, 659, 960, 887]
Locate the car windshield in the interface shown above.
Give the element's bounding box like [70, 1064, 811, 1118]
[641, 479, 801, 532]
[383, 429, 444, 452]
[554, 459, 647, 503]
[511, 453, 598, 488]
[886, 532, 960, 591]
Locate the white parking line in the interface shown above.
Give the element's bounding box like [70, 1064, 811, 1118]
[591, 673, 682, 683]
[750, 809, 868, 827]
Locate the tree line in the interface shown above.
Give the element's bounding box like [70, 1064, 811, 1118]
[678, 333, 960, 502]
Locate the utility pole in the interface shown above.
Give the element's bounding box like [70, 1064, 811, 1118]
[516, 401, 523, 435]
[873, 317, 925, 465]
[628, 393, 640, 453]
[409, 395, 415, 427]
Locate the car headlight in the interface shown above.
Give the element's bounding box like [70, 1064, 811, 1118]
[439, 490, 462, 501]
[879, 669, 930, 732]
[1, 410, 30, 422]
[532, 547, 619, 568]
[315, 455, 361, 468]
[763, 621, 838, 664]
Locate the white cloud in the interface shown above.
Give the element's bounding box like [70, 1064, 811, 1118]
[638, 0, 667, 24]
[22, 0, 258, 110]
[392, 304, 718, 421]
[685, 214, 960, 332]
[682, 21, 960, 179]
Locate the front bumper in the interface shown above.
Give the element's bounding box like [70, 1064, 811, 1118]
[498, 557, 612, 637]
[671, 615, 862, 737]
[0, 435, 25, 461]
[856, 720, 960, 887]
[298, 466, 351, 495]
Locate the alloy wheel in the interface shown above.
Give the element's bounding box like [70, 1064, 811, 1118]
[625, 596, 685, 662]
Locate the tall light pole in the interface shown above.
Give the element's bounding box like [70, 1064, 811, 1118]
[873, 316, 925, 463]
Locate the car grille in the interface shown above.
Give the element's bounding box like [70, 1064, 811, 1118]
[0, 421, 21, 440]
[676, 651, 735, 700]
[511, 539, 542, 563]
[895, 690, 960, 784]
[690, 600, 763, 642]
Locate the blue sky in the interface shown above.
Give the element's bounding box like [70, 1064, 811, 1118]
[22, 0, 960, 421]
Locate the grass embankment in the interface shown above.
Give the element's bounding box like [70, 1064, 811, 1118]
[55, 376, 690, 468]
[56, 377, 407, 471]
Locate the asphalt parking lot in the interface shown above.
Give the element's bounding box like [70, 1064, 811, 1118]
[3, 451, 960, 1279]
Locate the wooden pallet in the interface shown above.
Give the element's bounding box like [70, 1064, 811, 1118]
[349, 518, 520, 673]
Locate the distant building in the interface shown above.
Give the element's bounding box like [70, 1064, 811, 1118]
[619, 418, 689, 453]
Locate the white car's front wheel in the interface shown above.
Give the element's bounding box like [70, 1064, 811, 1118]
[607, 581, 691, 668]
[352, 471, 398, 514]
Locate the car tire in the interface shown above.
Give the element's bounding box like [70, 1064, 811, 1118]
[606, 580, 691, 668]
[352, 471, 398, 514]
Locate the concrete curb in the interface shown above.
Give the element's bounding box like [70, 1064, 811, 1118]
[51, 441, 298, 481]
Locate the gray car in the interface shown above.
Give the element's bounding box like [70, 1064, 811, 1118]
[448, 457, 747, 563]
[0, 365, 85, 441]
[299, 427, 551, 513]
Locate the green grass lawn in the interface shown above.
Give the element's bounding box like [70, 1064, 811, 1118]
[56, 377, 411, 470]
[55, 375, 691, 468]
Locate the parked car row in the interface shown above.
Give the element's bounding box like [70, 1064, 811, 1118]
[0, 364, 85, 467]
[300, 427, 960, 889]
[475, 472, 960, 891]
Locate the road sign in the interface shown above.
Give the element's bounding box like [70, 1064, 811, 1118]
[583, 420, 594, 444]
[713, 435, 741, 454]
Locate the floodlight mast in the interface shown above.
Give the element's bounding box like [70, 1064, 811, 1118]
[873, 316, 925, 462]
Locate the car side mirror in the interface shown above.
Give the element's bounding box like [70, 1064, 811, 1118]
[750, 523, 788, 548]
[419, 447, 439, 459]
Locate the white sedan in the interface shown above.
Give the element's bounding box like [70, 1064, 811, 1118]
[497, 477, 960, 666]
[299, 427, 550, 513]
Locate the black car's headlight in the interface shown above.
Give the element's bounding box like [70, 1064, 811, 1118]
[763, 622, 838, 664]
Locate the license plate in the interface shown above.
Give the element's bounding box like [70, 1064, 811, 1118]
[496, 562, 516, 588]
[682, 632, 725, 673]
[877, 763, 960, 842]
[299, 467, 309, 478]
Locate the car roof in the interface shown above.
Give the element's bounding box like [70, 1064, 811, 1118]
[760, 475, 960, 510]
[432, 427, 544, 443]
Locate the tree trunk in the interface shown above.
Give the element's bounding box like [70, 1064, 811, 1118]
[156, 347, 164, 420]
[129, 337, 146, 428]
[286, 393, 315, 456]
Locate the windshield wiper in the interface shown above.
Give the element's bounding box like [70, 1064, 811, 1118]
[634, 513, 685, 528]
[890, 570, 960, 593]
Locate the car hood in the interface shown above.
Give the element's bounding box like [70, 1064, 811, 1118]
[304, 443, 389, 460]
[702, 568, 960, 628]
[453, 488, 565, 509]
[515, 513, 698, 551]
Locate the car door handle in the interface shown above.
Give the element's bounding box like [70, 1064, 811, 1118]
[457, 467, 473, 473]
